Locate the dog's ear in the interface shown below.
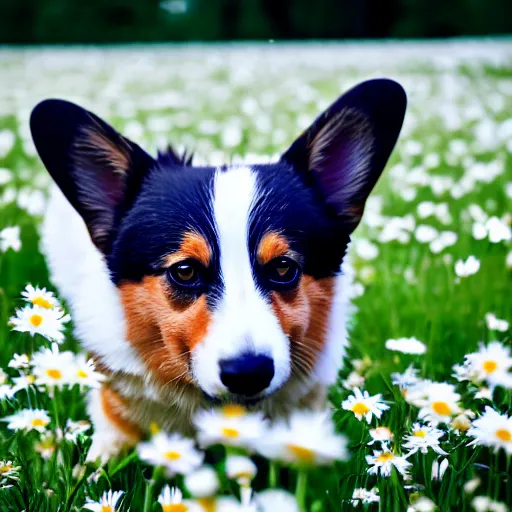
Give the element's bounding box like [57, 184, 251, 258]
[30, 99, 156, 253]
[281, 79, 406, 233]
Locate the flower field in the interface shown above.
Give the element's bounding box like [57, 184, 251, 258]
[0, 42, 511, 511]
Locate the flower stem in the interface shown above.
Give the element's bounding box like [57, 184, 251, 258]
[295, 470, 308, 512]
[52, 387, 60, 430]
[269, 461, 279, 488]
[143, 465, 163, 512]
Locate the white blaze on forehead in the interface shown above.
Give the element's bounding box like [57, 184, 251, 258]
[191, 166, 290, 397]
[213, 166, 258, 306]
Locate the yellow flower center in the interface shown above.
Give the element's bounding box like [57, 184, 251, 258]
[29, 314, 43, 327]
[483, 360, 498, 374]
[101, 507, 113, 512]
[0, 466, 12, 474]
[164, 451, 182, 461]
[223, 404, 246, 418]
[197, 498, 216, 512]
[32, 297, 53, 309]
[76, 369, 88, 379]
[221, 427, 240, 439]
[376, 453, 394, 464]
[149, 422, 161, 435]
[287, 444, 315, 463]
[162, 505, 188, 512]
[31, 418, 47, 428]
[413, 430, 426, 438]
[495, 429, 512, 442]
[432, 401, 452, 416]
[46, 369, 62, 380]
[351, 402, 371, 415]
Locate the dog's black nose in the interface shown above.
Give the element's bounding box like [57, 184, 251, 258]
[219, 353, 275, 397]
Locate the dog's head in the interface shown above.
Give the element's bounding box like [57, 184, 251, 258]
[31, 79, 406, 404]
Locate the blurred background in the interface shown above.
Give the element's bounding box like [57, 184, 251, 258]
[1, 0, 511, 44]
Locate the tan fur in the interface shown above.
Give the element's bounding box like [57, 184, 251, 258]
[271, 275, 335, 374]
[257, 232, 290, 265]
[118, 275, 211, 385]
[165, 232, 212, 267]
[78, 124, 132, 175]
[100, 386, 142, 442]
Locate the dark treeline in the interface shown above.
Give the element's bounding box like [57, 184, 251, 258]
[0, 0, 511, 44]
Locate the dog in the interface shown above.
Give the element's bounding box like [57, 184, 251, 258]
[30, 79, 406, 460]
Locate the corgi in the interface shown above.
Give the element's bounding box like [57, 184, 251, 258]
[30, 79, 406, 460]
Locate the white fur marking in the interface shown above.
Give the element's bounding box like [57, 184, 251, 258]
[41, 185, 145, 375]
[192, 166, 291, 397]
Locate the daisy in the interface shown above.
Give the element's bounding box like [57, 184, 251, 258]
[366, 447, 411, 478]
[351, 488, 380, 506]
[454, 256, 480, 278]
[21, 284, 60, 309]
[471, 496, 508, 512]
[485, 216, 511, 244]
[194, 405, 267, 449]
[415, 382, 461, 426]
[408, 497, 436, 512]
[256, 489, 299, 512]
[431, 458, 449, 481]
[341, 388, 389, 423]
[485, 313, 509, 332]
[474, 387, 493, 400]
[158, 486, 188, 512]
[450, 413, 473, 433]
[256, 409, 348, 466]
[83, 490, 124, 512]
[391, 365, 420, 394]
[463, 477, 481, 494]
[11, 374, 36, 395]
[0, 384, 14, 400]
[64, 419, 91, 442]
[3, 408, 50, 433]
[184, 466, 220, 498]
[35, 433, 57, 460]
[403, 379, 433, 406]
[225, 455, 257, 486]
[71, 353, 106, 388]
[402, 423, 448, 455]
[31, 343, 74, 388]
[464, 342, 512, 388]
[0, 226, 21, 252]
[8, 353, 30, 370]
[0, 461, 20, 482]
[10, 305, 70, 343]
[468, 407, 512, 454]
[342, 371, 365, 390]
[368, 426, 394, 445]
[137, 432, 204, 476]
[385, 337, 426, 355]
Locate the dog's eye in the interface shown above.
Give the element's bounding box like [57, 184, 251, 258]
[264, 257, 301, 289]
[167, 260, 202, 288]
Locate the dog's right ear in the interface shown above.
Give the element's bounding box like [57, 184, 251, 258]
[30, 99, 156, 253]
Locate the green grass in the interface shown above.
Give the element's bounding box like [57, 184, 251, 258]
[0, 43, 511, 511]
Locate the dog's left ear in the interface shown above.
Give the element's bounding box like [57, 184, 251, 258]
[281, 79, 406, 233]
[30, 99, 156, 253]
